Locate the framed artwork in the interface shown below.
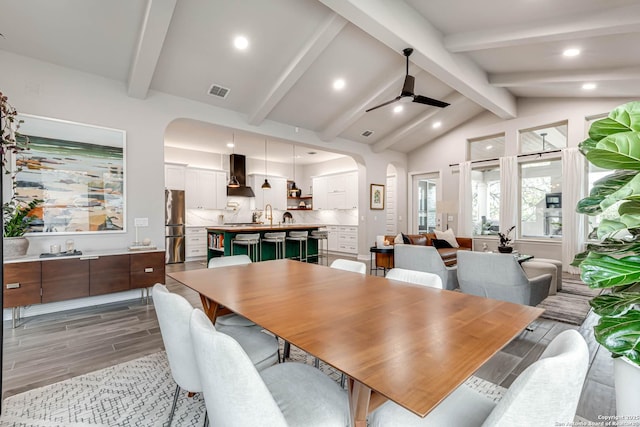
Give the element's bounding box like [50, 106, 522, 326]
[370, 183, 385, 210]
[15, 114, 126, 234]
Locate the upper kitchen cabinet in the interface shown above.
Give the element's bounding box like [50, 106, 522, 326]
[250, 174, 287, 210]
[165, 163, 186, 190]
[185, 168, 227, 209]
[312, 171, 358, 210]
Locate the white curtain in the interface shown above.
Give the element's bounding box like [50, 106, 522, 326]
[562, 147, 586, 274]
[458, 161, 473, 236]
[499, 156, 518, 233]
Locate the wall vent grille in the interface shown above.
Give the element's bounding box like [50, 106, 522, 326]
[208, 84, 230, 99]
[361, 130, 374, 137]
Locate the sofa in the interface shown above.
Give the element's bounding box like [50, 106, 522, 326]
[377, 232, 473, 268]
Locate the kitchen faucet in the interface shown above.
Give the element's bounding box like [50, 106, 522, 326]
[265, 204, 273, 226]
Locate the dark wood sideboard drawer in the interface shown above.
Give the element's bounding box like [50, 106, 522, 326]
[130, 252, 165, 289]
[3, 261, 42, 308]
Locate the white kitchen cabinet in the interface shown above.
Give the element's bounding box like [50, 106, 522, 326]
[337, 226, 358, 254]
[312, 171, 358, 210]
[327, 225, 338, 251]
[165, 164, 186, 190]
[312, 176, 328, 210]
[250, 174, 287, 210]
[185, 227, 207, 259]
[185, 168, 227, 209]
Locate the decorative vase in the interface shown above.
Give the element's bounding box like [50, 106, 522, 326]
[497, 245, 513, 253]
[614, 357, 640, 418]
[4, 236, 29, 258]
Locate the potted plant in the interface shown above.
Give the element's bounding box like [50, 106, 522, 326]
[497, 225, 515, 253]
[1, 91, 40, 257]
[573, 100, 640, 417]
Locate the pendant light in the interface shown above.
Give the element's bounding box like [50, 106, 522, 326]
[261, 139, 271, 189]
[227, 133, 240, 188]
[290, 144, 299, 194]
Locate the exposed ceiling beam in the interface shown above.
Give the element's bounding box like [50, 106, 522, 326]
[127, 0, 177, 99]
[319, 0, 516, 119]
[247, 14, 347, 126]
[445, 4, 640, 52]
[372, 92, 464, 153]
[318, 64, 420, 142]
[490, 67, 640, 87]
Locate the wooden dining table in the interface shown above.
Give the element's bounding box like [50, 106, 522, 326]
[168, 259, 543, 426]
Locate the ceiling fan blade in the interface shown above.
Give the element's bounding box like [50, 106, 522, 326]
[365, 96, 401, 112]
[401, 75, 415, 97]
[413, 95, 450, 108]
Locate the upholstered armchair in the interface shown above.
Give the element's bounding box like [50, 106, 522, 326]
[393, 244, 458, 290]
[456, 251, 551, 306]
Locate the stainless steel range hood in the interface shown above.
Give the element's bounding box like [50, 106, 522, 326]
[227, 154, 255, 197]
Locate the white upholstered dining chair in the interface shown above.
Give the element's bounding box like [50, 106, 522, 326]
[369, 329, 589, 426]
[189, 308, 350, 427]
[207, 255, 256, 327]
[385, 268, 443, 289]
[330, 258, 367, 274]
[152, 284, 279, 426]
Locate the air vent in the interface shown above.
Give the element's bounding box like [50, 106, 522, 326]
[361, 130, 374, 137]
[208, 84, 230, 99]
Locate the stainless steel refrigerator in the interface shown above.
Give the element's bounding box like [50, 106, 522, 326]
[165, 189, 185, 263]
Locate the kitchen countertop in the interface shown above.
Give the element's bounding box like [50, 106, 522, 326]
[206, 224, 325, 232]
[4, 247, 164, 264]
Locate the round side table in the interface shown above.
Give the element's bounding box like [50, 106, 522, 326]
[370, 246, 394, 276]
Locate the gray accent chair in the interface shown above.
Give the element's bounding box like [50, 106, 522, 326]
[457, 251, 551, 306]
[393, 244, 458, 290]
[369, 329, 589, 426]
[189, 308, 351, 427]
[152, 284, 279, 426]
[385, 268, 443, 289]
[208, 255, 255, 327]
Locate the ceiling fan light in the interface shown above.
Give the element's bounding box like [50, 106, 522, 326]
[262, 179, 271, 189]
[228, 175, 240, 188]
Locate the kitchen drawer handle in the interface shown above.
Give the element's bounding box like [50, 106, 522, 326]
[6, 282, 20, 289]
[79, 256, 100, 260]
[144, 267, 154, 273]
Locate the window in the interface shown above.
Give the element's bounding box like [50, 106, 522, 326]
[469, 134, 505, 161]
[519, 122, 567, 154]
[520, 159, 562, 238]
[414, 174, 438, 233]
[472, 166, 500, 236]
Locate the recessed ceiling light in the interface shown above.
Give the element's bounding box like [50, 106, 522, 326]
[333, 79, 345, 90]
[582, 83, 597, 90]
[234, 36, 249, 50]
[563, 48, 580, 57]
[432, 121, 442, 129]
[226, 143, 235, 148]
[393, 105, 403, 113]
[486, 145, 493, 150]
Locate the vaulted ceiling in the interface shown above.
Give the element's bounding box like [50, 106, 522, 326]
[1, 0, 639, 161]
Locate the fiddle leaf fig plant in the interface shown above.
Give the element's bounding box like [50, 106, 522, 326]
[573, 100, 640, 367]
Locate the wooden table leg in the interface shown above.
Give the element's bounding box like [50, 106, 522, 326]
[199, 294, 220, 323]
[348, 379, 371, 427]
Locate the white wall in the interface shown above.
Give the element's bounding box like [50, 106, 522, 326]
[2, 50, 407, 262]
[407, 97, 635, 255]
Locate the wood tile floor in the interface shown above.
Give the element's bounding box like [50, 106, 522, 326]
[1, 257, 615, 421]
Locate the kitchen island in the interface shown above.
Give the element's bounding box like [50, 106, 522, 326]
[206, 224, 324, 263]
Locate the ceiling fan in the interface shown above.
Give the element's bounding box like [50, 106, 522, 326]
[366, 48, 450, 113]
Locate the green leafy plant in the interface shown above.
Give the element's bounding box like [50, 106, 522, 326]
[498, 225, 515, 247]
[1, 91, 39, 237]
[3, 198, 42, 237]
[573, 100, 640, 367]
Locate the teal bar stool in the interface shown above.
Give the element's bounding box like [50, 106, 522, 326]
[308, 229, 329, 265]
[261, 232, 286, 260]
[230, 233, 261, 262]
[286, 230, 308, 262]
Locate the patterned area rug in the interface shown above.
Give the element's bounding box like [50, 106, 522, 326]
[538, 277, 601, 326]
[0, 344, 505, 426]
